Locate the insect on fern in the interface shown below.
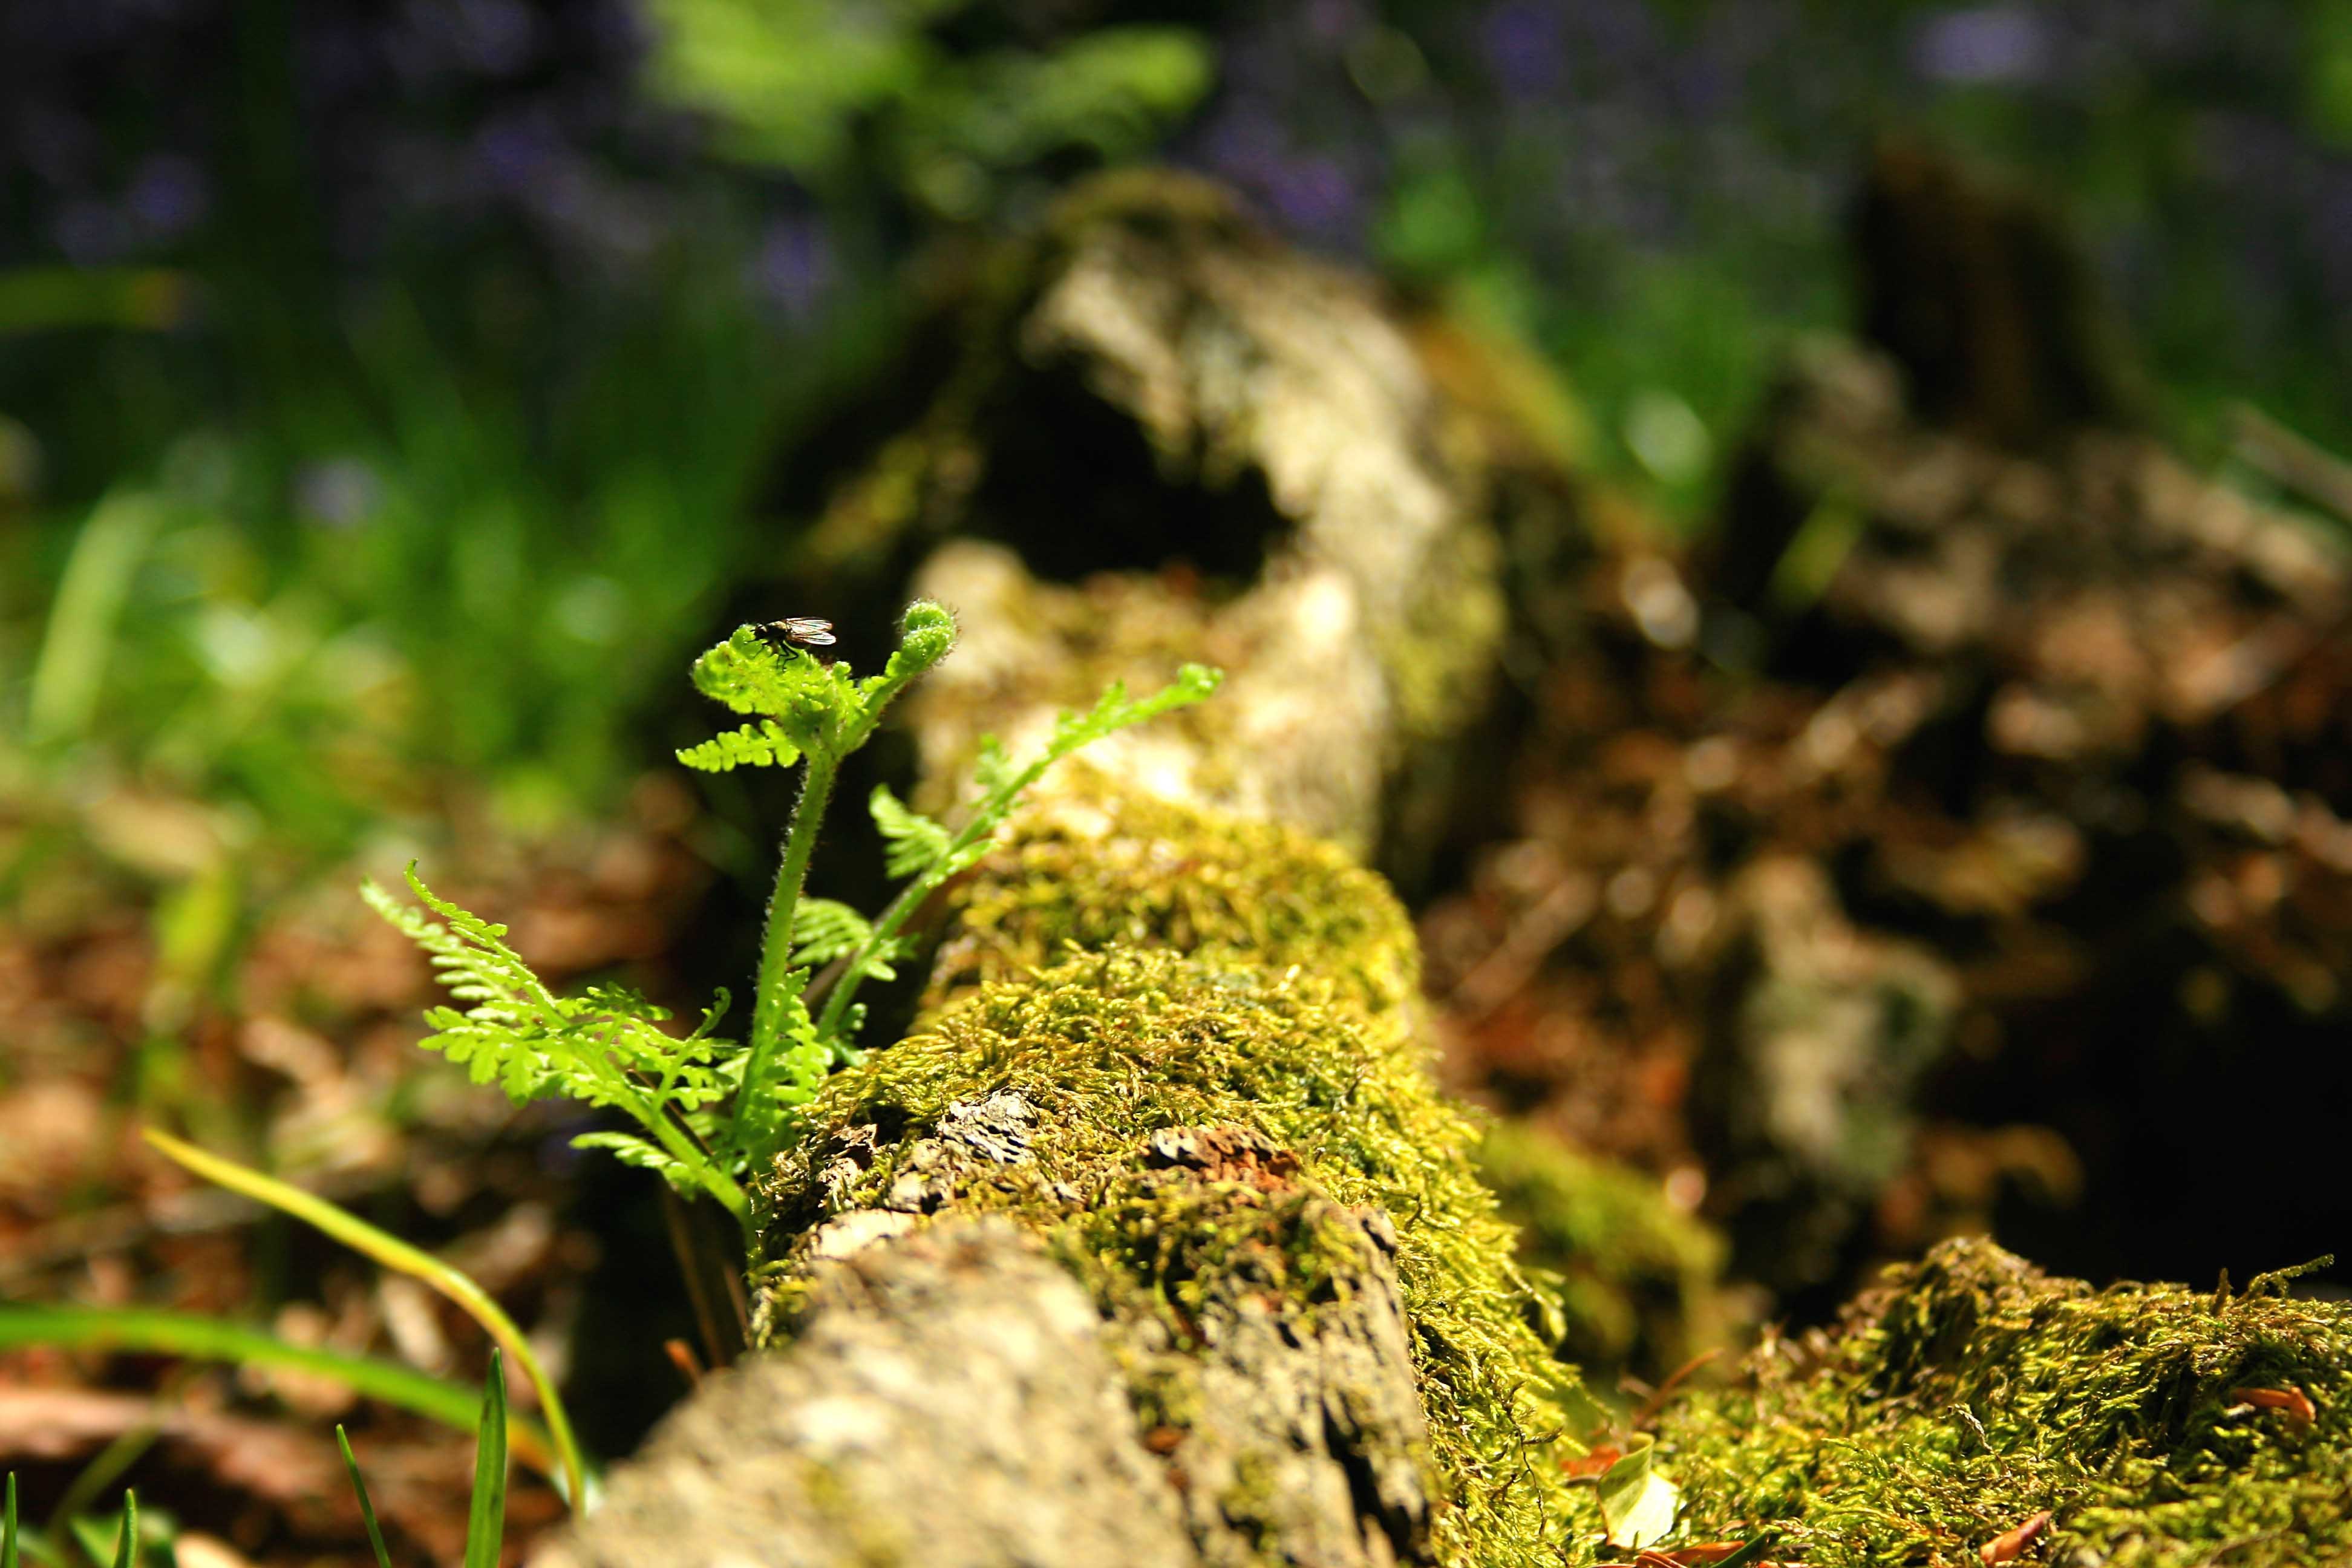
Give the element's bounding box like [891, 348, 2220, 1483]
[365, 601, 1219, 1247]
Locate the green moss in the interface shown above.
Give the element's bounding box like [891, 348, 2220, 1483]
[1478, 1121, 1730, 1381]
[1071, 1175, 1372, 1341]
[925, 778, 1419, 1018]
[1380, 515, 1504, 756]
[760, 941, 1585, 1566]
[1658, 1236, 2352, 1566]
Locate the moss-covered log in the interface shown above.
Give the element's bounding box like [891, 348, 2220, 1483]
[553, 164, 2352, 1568]
[553, 172, 1588, 1568]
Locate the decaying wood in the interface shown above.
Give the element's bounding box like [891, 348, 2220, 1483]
[1432, 142, 2352, 1310]
[552, 172, 1544, 1568]
[538, 1221, 1197, 1568]
[557, 151, 2352, 1567]
[807, 168, 1508, 860]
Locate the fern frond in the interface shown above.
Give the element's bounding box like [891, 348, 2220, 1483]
[843, 935, 913, 984]
[570, 1131, 685, 1181]
[367, 869, 750, 1222]
[868, 786, 952, 878]
[971, 734, 1016, 797]
[728, 967, 827, 1172]
[676, 720, 802, 773]
[364, 867, 564, 1034]
[811, 664, 1223, 1045]
[788, 899, 873, 967]
[856, 600, 958, 713]
[689, 626, 858, 743]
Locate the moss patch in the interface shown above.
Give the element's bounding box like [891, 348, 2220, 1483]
[1478, 1121, 1730, 1382]
[924, 779, 1419, 1019]
[760, 942, 1586, 1566]
[1657, 1236, 2352, 1566]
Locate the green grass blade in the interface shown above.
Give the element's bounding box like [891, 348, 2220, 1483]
[141, 1129, 587, 1508]
[0, 1305, 559, 1481]
[336, 1427, 394, 1568]
[4, 1471, 18, 1568]
[26, 489, 163, 749]
[107, 1492, 134, 1568]
[464, 1351, 509, 1568]
[48, 1418, 156, 1565]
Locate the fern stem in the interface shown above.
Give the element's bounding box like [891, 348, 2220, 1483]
[737, 746, 839, 1145]
[630, 1084, 751, 1233]
[815, 757, 1042, 1041]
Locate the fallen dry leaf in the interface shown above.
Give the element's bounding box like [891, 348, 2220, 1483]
[2228, 1385, 2319, 1425]
[1979, 1509, 2054, 1564]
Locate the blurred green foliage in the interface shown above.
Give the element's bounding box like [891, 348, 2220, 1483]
[647, 0, 1211, 217]
[7, 0, 2352, 918]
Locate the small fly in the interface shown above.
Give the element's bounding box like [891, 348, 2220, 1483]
[754, 616, 837, 652]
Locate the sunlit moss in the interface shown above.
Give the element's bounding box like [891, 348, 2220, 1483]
[1658, 1236, 2352, 1566]
[923, 774, 1418, 1019]
[754, 780, 1586, 1564]
[1478, 1120, 1730, 1381]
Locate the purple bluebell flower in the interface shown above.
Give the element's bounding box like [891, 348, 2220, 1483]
[125, 154, 206, 239]
[1911, 5, 2052, 85]
[750, 216, 835, 323]
[1479, 1, 1564, 100]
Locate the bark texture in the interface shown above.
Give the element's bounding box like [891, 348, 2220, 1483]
[809, 169, 1508, 860]
[541, 1220, 1196, 1568]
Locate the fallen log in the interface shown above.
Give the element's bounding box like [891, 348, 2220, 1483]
[550, 171, 1587, 1568]
[549, 165, 2352, 1568]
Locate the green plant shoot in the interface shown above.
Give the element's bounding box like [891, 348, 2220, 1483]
[465, 1350, 509, 1568]
[365, 601, 1219, 1240]
[106, 1492, 134, 1568]
[337, 1427, 395, 1568]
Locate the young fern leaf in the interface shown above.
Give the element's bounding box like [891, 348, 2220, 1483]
[728, 967, 826, 1177]
[970, 734, 1016, 798]
[676, 719, 801, 773]
[690, 626, 863, 757]
[362, 871, 564, 1051]
[868, 786, 951, 878]
[855, 601, 958, 716]
[364, 866, 748, 1230]
[788, 898, 873, 967]
[365, 603, 1214, 1269]
[812, 662, 1223, 1040]
[695, 603, 960, 1168]
[568, 1131, 687, 1177]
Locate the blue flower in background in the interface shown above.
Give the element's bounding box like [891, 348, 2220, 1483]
[750, 216, 835, 324]
[1911, 5, 2051, 85]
